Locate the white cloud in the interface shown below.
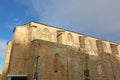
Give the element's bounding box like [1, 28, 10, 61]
[18, 0, 120, 43]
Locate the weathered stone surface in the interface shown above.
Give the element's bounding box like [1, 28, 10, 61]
[2, 21, 120, 80]
[0, 71, 2, 80]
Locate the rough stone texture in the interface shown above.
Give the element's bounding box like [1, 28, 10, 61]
[1, 41, 13, 80]
[2, 21, 120, 80]
[0, 71, 2, 80]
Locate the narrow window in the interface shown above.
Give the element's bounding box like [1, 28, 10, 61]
[96, 40, 104, 52]
[57, 31, 62, 44]
[57, 30, 65, 44]
[84, 54, 90, 80]
[54, 53, 59, 73]
[110, 44, 119, 55]
[79, 36, 86, 48]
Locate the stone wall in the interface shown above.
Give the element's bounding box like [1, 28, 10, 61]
[28, 39, 120, 80]
[2, 21, 120, 80]
[0, 71, 1, 80]
[29, 22, 120, 54]
[1, 41, 13, 80]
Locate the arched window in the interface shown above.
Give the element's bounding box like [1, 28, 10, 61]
[79, 36, 86, 48]
[67, 33, 73, 45]
[42, 28, 50, 40]
[54, 53, 60, 73]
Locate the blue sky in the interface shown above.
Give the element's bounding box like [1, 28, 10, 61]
[0, 0, 120, 71]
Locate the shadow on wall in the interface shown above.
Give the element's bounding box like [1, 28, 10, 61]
[0, 72, 2, 80]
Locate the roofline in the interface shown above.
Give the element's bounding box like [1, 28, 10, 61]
[23, 21, 119, 45]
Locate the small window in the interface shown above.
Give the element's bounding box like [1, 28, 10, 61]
[96, 40, 104, 52]
[57, 30, 65, 44]
[79, 36, 86, 48]
[57, 31, 62, 44]
[54, 53, 60, 73]
[110, 44, 119, 55]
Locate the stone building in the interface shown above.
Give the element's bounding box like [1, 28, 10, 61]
[2, 21, 120, 80]
[0, 71, 2, 80]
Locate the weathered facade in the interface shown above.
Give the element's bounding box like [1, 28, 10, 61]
[2, 21, 120, 80]
[0, 71, 2, 80]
